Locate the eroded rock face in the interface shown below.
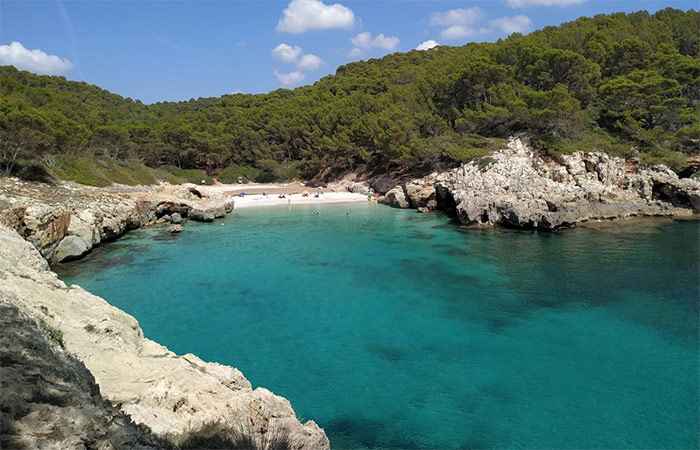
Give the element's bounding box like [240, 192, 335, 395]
[326, 180, 371, 194]
[385, 186, 410, 208]
[404, 176, 437, 209]
[188, 200, 232, 221]
[0, 179, 236, 262]
[435, 138, 700, 230]
[54, 235, 90, 262]
[379, 176, 438, 210]
[0, 300, 165, 450]
[0, 225, 330, 449]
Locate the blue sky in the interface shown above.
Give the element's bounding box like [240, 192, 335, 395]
[0, 0, 695, 103]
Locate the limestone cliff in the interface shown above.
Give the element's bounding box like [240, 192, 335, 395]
[0, 179, 234, 263]
[0, 300, 166, 450]
[0, 224, 330, 449]
[380, 138, 700, 229]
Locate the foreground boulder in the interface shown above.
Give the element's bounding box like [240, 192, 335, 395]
[189, 200, 233, 221]
[54, 235, 90, 262]
[385, 186, 410, 208]
[435, 138, 700, 230]
[0, 301, 165, 450]
[0, 225, 330, 449]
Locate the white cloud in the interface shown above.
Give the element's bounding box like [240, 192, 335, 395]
[429, 7, 484, 27]
[0, 41, 73, 75]
[297, 53, 323, 71]
[349, 32, 399, 57]
[506, 0, 585, 7]
[416, 40, 439, 51]
[274, 70, 305, 86]
[491, 15, 532, 34]
[276, 0, 355, 33]
[429, 7, 485, 41]
[272, 43, 324, 72]
[441, 25, 476, 40]
[272, 43, 303, 62]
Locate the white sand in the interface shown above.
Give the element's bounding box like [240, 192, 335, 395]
[232, 192, 372, 209]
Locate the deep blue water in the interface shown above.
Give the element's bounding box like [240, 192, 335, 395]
[56, 204, 700, 449]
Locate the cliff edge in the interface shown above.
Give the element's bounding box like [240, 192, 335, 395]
[0, 224, 330, 449]
[381, 137, 700, 229]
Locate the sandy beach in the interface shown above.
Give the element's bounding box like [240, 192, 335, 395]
[231, 191, 371, 208]
[193, 182, 373, 209]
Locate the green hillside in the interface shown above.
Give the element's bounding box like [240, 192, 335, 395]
[1, 8, 698, 184]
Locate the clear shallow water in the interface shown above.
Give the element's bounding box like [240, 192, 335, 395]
[56, 204, 700, 449]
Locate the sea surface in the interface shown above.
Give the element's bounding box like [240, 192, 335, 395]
[56, 204, 700, 449]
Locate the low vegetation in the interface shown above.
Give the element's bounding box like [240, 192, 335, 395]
[170, 421, 292, 450]
[1, 9, 698, 185]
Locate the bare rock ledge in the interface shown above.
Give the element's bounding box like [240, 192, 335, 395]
[379, 137, 700, 229]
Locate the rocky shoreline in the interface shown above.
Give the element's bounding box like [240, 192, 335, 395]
[0, 179, 236, 263]
[376, 138, 700, 229]
[1, 137, 698, 448]
[0, 179, 330, 449]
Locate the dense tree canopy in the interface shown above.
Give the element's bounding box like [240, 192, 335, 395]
[1, 9, 698, 183]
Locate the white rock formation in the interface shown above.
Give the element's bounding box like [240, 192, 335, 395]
[0, 179, 234, 262]
[0, 224, 329, 449]
[431, 138, 700, 229]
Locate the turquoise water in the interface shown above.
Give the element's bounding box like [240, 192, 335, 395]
[56, 204, 700, 449]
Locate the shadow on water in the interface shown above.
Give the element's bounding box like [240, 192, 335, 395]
[409, 230, 436, 240]
[326, 417, 430, 450]
[365, 343, 407, 362]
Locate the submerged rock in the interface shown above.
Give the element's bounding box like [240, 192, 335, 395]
[169, 224, 183, 234]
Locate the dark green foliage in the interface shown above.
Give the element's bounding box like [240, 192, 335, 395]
[1, 9, 698, 185]
[218, 164, 260, 184]
[159, 166, 213, 185]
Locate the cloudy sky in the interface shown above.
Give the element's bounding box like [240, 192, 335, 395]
[0, 0, 694, 103]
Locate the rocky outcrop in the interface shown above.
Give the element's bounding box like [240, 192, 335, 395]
[188, 199, 233, 221]
[326, 179, 372, 194]
[0, 300, 165, 450]
[434, 138, 700, 229]
[380, 175, 438, 210]
[54, 235, 90, 262]
[0, 224, 330, 449]
[0, 179, 236, 262]
[367, 174, 406, 195]
[169, 224, 183, 234]
[385, 186, 410, 208]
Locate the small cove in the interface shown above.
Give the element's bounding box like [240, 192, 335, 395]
[56, 204, 700, 449]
